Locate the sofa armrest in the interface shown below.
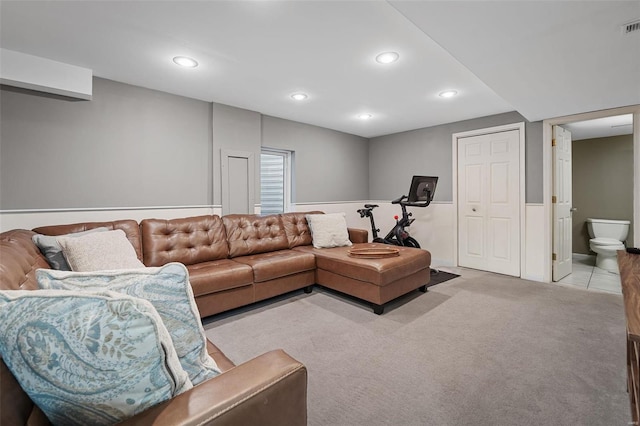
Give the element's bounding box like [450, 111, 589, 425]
[348, 228, 368, 244]
[119, 349, 307, 426]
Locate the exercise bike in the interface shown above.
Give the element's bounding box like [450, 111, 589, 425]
[357, 176, 438, 248]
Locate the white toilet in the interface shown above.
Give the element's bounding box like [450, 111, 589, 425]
[586, 218, 630, 273]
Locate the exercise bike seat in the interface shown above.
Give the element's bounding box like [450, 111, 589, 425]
[364, 204, 379, 209]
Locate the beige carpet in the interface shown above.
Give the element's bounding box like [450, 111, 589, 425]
[204, 269, 629, 426]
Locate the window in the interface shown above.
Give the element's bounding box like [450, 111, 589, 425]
[260, 148, 293, 214]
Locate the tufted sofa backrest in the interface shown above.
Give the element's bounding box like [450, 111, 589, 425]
[0, 230, 49, 292]
[222, 214, 289, 258]
[140, 215, 229, 266]
[33, 220, 143, 261]
[280, 211, 323, 248]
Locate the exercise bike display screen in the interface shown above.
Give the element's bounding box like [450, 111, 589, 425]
[407, 176, 438, 203]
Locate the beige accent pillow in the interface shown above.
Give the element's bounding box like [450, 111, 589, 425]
[57, 229, 145, 271]
[305, 213, 352, 249]
[32, 227, 109, 270]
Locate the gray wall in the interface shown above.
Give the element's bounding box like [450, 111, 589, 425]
[1, 78, 370, 212]
[572, 134, 634, 254]
[1, 77, 543, 214]
[368, 111, 543, 203]
[0, 77, 212, 209]
[211, 103, 261, 205]
[262, 116, 369, 203]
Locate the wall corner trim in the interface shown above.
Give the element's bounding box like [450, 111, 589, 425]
[0, 48, 93, 100]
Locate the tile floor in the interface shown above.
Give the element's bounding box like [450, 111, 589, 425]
[556, 254, 622, 294]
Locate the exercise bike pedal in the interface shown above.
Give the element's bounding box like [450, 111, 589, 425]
[364, 204, 378, 209]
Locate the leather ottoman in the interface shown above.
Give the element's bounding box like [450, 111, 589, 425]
[294, 243, 431, 314]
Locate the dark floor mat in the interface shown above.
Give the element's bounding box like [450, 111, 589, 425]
[428, 269, 460, 286]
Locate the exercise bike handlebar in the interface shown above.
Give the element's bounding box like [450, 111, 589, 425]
[391, 193, 433, 208]
[402, 199, 433, 208]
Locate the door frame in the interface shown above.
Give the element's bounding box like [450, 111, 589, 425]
[452, 122, 526, 276]
[542, 105, 640, 283]
[221, 149, 255, 216]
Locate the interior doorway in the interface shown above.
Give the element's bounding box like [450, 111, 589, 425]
[554, 115, 634, 284]
[543, 106, 640, 283]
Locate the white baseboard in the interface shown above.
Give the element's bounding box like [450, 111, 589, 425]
[431, 258, 455, 268]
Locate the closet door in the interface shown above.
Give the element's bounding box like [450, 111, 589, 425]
[458, 129, 520, 276]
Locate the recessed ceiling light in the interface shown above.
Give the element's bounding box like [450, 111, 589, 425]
[173, 56, 198, 68]
[439, 90, 458, 98]
[291, 92, 308, 101]
[358, 113, 373, 120]
[375, 52, 399, 64]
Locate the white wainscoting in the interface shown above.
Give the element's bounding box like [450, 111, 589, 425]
[0, 206, 216, 232]
[296, 201, 455, 269]
[297, 201, 547, 282]
[294, 201, 370, 230]
[1, 202, 547, 282]
[523, 204, 546, 282]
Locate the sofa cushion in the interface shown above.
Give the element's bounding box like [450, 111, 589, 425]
[186, 259, 254, 296]
[57, 229, 145, 271]
[280, 211, 323, 248]
[232, 250, 316, 283]
[223, 214, 289, 258]
[36, 263, 220, 386]
[206, 341, 235, 372]
[140, 216, 229, 267]
[32, 227, 109, 271]
[0, 289, 192, 426]
[305, 213, 352, 249]
[33, 220, 143, 261]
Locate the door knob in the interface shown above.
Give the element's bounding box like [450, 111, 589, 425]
[472, 208, 477, 212]
[570, 207, 577, 212]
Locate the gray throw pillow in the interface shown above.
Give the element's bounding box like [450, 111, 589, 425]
[32, 227, 108, 270]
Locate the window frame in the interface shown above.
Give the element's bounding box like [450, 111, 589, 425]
[260, 148, 294, 214]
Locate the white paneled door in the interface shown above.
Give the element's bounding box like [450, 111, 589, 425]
[552, 125, 573, 281]
[458, 130, 520, 276]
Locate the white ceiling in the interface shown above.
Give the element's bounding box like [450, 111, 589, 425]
[1, 1, 638, 138]
[564, 114, 634, 140]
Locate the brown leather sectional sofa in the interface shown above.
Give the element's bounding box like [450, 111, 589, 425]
[0, 211, 431, 425]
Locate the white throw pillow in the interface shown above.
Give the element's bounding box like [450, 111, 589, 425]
[57, 229, 145, 271]
[305, 213, 352, 249]
[37, 263, 221, 385]
[0, 289, 192, 426]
